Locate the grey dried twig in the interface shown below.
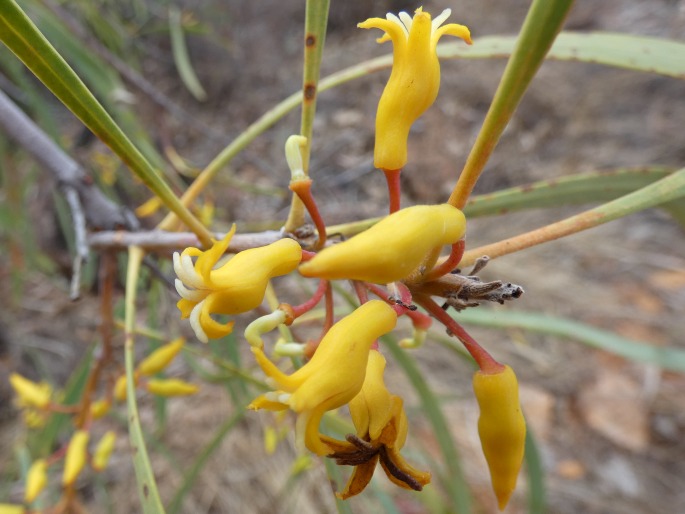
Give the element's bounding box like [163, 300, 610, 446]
[0, 88, 137, 298]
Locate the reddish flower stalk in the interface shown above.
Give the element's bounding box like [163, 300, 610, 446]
[289, 279, 329, 320]
[382, 168, 402, 213]
[289, 179, 327, 250]
[423, 240, 465, 282]
[415, 294, 504, 374]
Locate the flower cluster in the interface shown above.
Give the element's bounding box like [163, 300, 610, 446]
[166, 6, 524, 509]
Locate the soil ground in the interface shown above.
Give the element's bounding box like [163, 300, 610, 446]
[1, 1, 684, 513]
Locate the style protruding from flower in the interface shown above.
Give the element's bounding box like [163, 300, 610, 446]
[299, 204, 466, 284]
[473, 365, 526, 510]
[249, 300, 397, 456]
[174, 226, 302, 342]
[359, 8, 471, 171]
[322, 350, 430, 499]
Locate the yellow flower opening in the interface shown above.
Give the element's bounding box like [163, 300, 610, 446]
[299, 204, 466, 283]
[174, 226, 302, 342]
[249, 300, 397, 456]
[322, 350, 430, 499]
[359, 8, 471, 170]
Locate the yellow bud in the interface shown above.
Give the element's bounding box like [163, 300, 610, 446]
[299, 204, 466, 283]
[92, 431, 117, 472]
[0, 504, 24, 514]
[24, 459, 47, 503]
[9, 373, 51, 409]
[63, 430, 89, 486]
[113, 375, 128, 402]
[146, 378, 199, 397]
[137, 337, 185, 376]
[473, 365, 526, 511]
[90, 399, 111, 419]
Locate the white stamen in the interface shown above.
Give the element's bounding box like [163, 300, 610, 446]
[189, 300, 209, 343]
[399, 11, 413, 33]
[181, 254, 204, 289]
[386, 12, 408, 37]
[174, 279, 206, 302]
[432, 8, 451, 31]
[172, 252, 184, 279]
[278, 393, 292, 405]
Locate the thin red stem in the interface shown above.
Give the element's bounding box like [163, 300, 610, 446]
[415, 294, 504, 374]
[353, 280, 369, 304]
[290, 279, 329, 319]
[423, 240, 465, 282]
[382, 168, 402, 214]
[290, 179, 327, 250]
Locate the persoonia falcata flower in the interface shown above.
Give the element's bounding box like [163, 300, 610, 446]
[473, 365, 526, 510]
[63, 430, 89, 487]
[249, 300, 397, 456]
[359, 8, 471, 170]
[25, 459, 48, 503]
[323, 350, 430, 499]
[174, 226, 302, 342]
[299, 204, 465, 284]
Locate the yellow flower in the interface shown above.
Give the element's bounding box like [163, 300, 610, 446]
[92, 431, 117, 472]
[322, 350, 430, 499]
[249, 300, 397, 456]
[9, 373, 51, 409]
[25, 459, 47, 503]
[299, 204, 465, 283]
[137, 337, 185, 376]
[473, 365, 526, 510]
[145, 378, 199, 397]
[174, 226, 302, 342]
[359, 8, 471, 170]
[0, 504, 24, 514]
[63, 430, 89, 486]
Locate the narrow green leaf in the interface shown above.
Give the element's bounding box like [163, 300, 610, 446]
[0, 0, 212, 246]
[440, 32, 685, 79]
[525, 428, 546, 514]
[125, 247, 166, 514]
[453, 308, 685, 373]
[167, 408, 246, 514]
[449, 0, 576, 208]
[169, 7, 207, 101]
[383, 338, 472, 514]
[285, 0, 330, 231]
[463, 167, 675, 217]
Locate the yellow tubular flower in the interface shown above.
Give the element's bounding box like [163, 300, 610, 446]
[9, 373, 51, 409]
[299, 204, 465, 283]
[137, 337, 185, 376]
[249, 300, 397, 456]
[359, 8, 471, 170]
[146, 378, 199, 397]
[0, 505, 24, 514]
[25, 459, 47, 503]
[92, 431, 117, 472]
[174, 226, 302, 343]
[63, 430, 89, 487]
[473, 365, 526, 511]
[90, 399, 111, 419]
[322, 350, 430, 499]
